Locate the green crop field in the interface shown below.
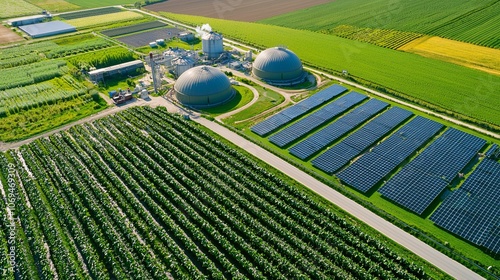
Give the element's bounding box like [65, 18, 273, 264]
[26, 0, 80, 13]
[323, 25, 423, 50]
[65, 11, 143, 28]
[0, 33, 135, 141]
[259, 0, 500, 49]
[160, 12, 500, 130]
[64, 0, 162, 8]
[0, 0, 42, 19]
[0, 106, 447, 279]
[63, 0, 136, 8]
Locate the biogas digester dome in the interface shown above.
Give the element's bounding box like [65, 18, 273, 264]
[252, 47, 305, 85]
[174, 66, 234, 107]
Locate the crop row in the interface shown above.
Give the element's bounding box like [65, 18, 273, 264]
[58, 7, 122, 20]
[101, 21, 167, 37]
[325, 25, 423, 49]
[0, 75, 88, 116]
[67, 46, 138, 70]
[65, 12, 144, 29]
[0, 60, 67, 91]
[0, 107, 429, 278]
[46, 37, 114, 59]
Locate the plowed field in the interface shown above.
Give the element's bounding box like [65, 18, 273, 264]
[146, 0, 334, 21]
[0, 25, 22, 44]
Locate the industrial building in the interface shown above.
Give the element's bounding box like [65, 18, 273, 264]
[171, 56, 196, 77]
[201, 31, 224, 59]
[6, 15, 47, 27]
[178, 31, 195, 42]
[174, 66, 234, 108]
[252, 47, 306, 86]
[89, 60, 144, 83]
[18, 21, 76, 38]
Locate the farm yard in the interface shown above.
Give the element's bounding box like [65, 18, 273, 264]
[0, 106, 445, 279]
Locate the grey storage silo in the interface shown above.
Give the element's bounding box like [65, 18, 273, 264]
[252, 47, 305, 84]
[202, 32, 224, 59]
[172, 56, 195, 77]
[174, 66, 234, 107]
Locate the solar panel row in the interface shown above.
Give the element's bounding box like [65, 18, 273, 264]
[379, 128, 486, 215]
[269, 92, 368, 147]
[251, 84, 347, 136]
[336, 116, 443, 193]
[287, 98, 385, 157]
[311, 107, 412, 173]
[430, 158, 500, 254]
[485, 144, 498, 158]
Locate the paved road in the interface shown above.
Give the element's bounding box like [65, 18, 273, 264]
[194, 117, 484, 280]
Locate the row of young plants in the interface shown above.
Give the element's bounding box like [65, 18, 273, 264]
[0, 154, 16, 280]
[0, 151, 56, 280]
[57, 7, 123, 20]
[0, 106, 431, 279]
[67, 47, 138, 71]
[101, 21, 167, 37]
[323, 25, 423, 49]
[0, 35, 112, 68]
[0, 60, 67, 91]
[0, 75, 88, 115]
[45, 37, 114, 59]
[0, 41, 56, 60]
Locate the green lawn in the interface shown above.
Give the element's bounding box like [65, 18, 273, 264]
[159, 12, 500, 131]
[223, 83, 284, 128]
[259, 0, 500, 49]
[200, 85, 253, 116]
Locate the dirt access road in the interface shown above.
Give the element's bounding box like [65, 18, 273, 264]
[146, 0, 334, 21]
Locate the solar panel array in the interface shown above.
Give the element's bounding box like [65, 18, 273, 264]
[251, 84, 347, 136]
[336, 116, 443, 193]
[286, 97, 384, 156]
[269, 92, 368, 147]
[485, 144, 498, 158]
[379, 128, 486, 214]
[430, 158, 500, 254]
[311, 107, 412, 173]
